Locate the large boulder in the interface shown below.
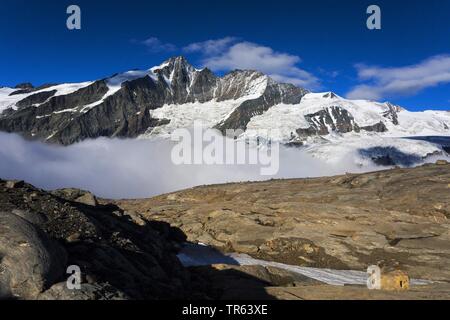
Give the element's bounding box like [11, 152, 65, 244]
[0, 211, 67, 299]
[50, 188, 98, 206]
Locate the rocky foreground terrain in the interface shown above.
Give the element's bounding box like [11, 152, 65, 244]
[1, 162, 450, 300]
[115, 161, 450, 299]
[0, 181, 196, 300]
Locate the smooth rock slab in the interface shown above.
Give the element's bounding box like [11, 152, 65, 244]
[0, 211, 67, 299]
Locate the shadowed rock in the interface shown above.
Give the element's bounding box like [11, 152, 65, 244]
[0, 211, 67, 299]
[0, 179, 196, 300]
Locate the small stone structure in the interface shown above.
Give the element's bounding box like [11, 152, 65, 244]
[368, 266, 409, 291]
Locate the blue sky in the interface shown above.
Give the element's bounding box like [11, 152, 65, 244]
[1, 0, 450, 111]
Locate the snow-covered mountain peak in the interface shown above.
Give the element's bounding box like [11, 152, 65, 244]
[218, 69, 269, 99]
[0, 55, 448, 161]
[245, 91, 450, 143]
[152, 56, 202, 76]
[321, 92, 340, 99]
[384, 101, 405, 112]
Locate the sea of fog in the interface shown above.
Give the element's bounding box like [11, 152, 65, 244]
[0, 132, 446, 199]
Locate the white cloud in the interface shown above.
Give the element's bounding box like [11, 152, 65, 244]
[136, 37, 177, 53]
[0, 133, 382, 199]
[184, 38, 320, 89]
[347, 55, 450, 100]
[183, 37, 238, 55]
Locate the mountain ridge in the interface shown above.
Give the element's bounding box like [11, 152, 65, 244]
[0, 56, 448, 148]
[0, 56, 308, 144]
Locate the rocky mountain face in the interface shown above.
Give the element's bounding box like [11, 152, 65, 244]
[2, 56, 447, 148]
[215, 76, 306, 133]
[296, 107, 390, 139]
[297, 106, 360, 136]
[0, 57, 308, 145]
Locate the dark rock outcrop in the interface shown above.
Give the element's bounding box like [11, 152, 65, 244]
[15, 83, 34, 90]
[295, 107, 390, 138]
[216, 77, 308, 132]
[383, 103, 401, 125]
[15, 90, 57, 109]
[296, 106, 359, 138]
[0, 179, 196, 300]
[360, 121, 388, 133]
[0, 79, 171, 145]
[9, 83, 57, 96]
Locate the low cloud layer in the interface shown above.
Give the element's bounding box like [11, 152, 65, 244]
[347, 55, 450, 100]
[0, 133, 382, 199]
[183, 38, 320, 89]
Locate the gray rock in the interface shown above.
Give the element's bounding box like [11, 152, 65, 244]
[75, 193, 98, 207]
[5, 180, 24, 189]
[295, 107, 389, 139]
[383, 102, 401, 125]
[116, 163, 450, 282]
[15, 90, 57, 109]
[360, 121, 388, 133]
[216, 75, 308, 132]
[51, 188, 98, 206]
[0, 211, 67, 299]
[296, 106, 359, 138]
[11, 209, 47, 225]
[14, 83, 34, 90]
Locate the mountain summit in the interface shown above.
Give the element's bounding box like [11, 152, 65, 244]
[0, 56, 308, 144]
